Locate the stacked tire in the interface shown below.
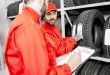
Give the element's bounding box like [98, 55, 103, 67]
[72, 9, 105, 54]
[7, 1, 22, 20]
[74, 59, 110, 75]
[50, 0, 108, 7]
[71, 9, 110, 75]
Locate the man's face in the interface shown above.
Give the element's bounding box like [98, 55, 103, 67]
[45, 10, 57, 25]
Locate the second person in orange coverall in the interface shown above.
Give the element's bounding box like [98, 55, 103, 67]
[42, 2, 83, 66]
[42, 2, 77, 56]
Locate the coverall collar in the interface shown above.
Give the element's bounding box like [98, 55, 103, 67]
[44, 21, 56, 30]
[23, 6, 40, 24]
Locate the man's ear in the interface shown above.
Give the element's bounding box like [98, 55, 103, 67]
[44, 16, 46, 20]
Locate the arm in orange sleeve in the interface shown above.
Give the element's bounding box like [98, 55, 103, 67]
[5, 34, 27, 75]
[56, 37, 77, 57]
[48, 64, 71, 75]
[5, 24, 72, 75]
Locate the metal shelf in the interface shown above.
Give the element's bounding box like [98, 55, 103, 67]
[7, 16, 16, 19]
[59, 0, 110, 37]
[59, 0, 110, 63]
[90, 56, 110, 63]
[58, 1, 110, 11]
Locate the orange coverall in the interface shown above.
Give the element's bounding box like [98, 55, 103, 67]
[42, 22, 76, 66]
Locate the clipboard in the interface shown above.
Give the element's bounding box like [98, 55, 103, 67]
[56, 46, 95, 72]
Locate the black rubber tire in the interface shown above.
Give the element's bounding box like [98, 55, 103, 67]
[67, 10, 80, 16]
[94, 25, 103, 47]
[86, 60, 97, 75]
[106, 64, 110, 75]
[105, 65, 110, 75]
[64, 0, 75, 7]
[7, 1, 22, 20]
[73, 9, 105, 53]
[80, 60, 94, 75]
[99, 63, 110, 75]
[102, 16, 110, 58]
[74, 60, 92, 75]
[98, 64, 106, 75]
[72, 0, 89, 6]
[90, 61, 103, 75]
[88, 0, 106, 4]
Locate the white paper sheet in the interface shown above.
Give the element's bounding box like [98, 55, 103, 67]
[56, 46, 95, 71]
[104, 29, 110, 45]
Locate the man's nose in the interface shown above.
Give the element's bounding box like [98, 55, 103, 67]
[51, 14, 55, 18]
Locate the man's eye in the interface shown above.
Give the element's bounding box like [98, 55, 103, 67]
[53, 11, 57, 15]
[47, 13, 51, 16]
[53, 12, 56, 14]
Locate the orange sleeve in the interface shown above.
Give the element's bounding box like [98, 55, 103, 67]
[56, 37, 77, 57]
[5, 25, 72, 75]
[5, 32, 27, 75]
[48, 64, 71, 75]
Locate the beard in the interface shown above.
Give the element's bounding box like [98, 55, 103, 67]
[48, 19, 56, 25]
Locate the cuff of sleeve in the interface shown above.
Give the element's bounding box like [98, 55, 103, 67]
[55, 64, 72, 75]
[70, 37, 77, 44]
[68, 37, 77, 50]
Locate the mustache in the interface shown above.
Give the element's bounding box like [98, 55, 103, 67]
[49, 18, 56, 21]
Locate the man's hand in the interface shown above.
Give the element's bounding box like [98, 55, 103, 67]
[66, 52, 81, 70]
[73, 33, 83, 41]
[72, 23, 83, 41]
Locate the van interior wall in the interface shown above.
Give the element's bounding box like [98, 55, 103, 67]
[0, 0, 8, 69]
[0, 0, 20, 51]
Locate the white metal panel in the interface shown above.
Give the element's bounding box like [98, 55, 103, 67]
[60, 0, 65, 37]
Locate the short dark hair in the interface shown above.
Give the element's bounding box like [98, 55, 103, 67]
[23, 0, 29, 4]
